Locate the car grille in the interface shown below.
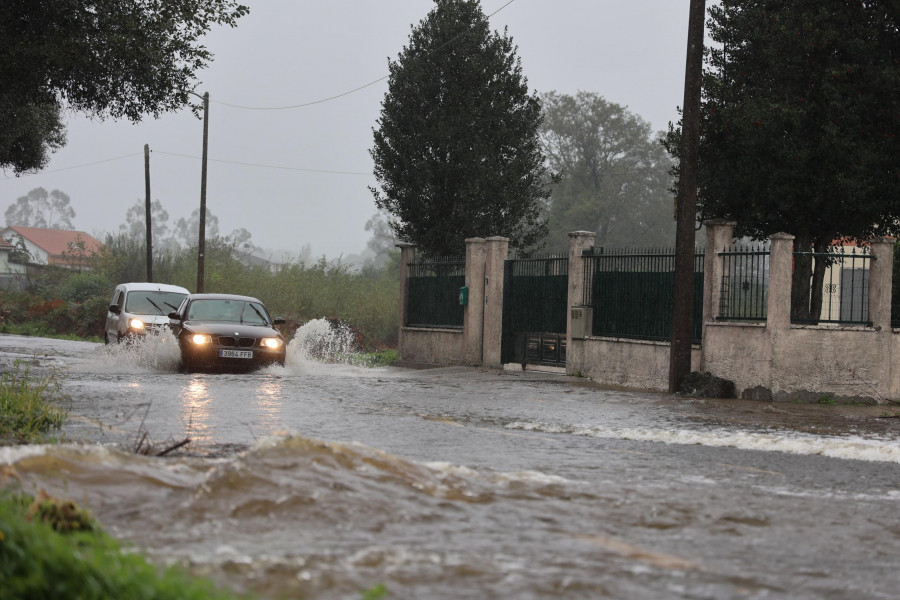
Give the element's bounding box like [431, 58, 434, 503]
[218, 336, 256, 348]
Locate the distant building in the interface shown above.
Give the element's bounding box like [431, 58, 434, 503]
[0, 226, 103, 269]
[0, 238, 27, 291]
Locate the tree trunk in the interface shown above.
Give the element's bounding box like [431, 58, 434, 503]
[790, 234, 814, 322]
[790, 233, 833, 323]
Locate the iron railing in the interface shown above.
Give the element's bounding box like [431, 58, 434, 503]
[405, 256, 465, 328]
[717, 243, 769, 321]
[792, 248, 872, 325]
[582, 247, 704, 343]
[504, 254, 569, 334]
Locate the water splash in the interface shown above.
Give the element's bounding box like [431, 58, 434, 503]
[77, 333, 182, 373]
[283, 318, 360, 366]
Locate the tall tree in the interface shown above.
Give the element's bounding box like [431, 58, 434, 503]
[540, 91, 675, 251]
[370, 0, 552, 256]
[0, 0, 248, 174]
[120, 199, 171, 242]
[364, 210, 399, 267]
[173, 208, 219, 247]
[666, 0, 900, 319]
[5, 187, 76, 229]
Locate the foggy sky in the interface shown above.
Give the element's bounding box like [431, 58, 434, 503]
[0, 0, 690, 261]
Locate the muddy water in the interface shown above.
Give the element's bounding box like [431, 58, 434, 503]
[2, 331, 899, 599]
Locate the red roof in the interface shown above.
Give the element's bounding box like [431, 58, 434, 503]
[2, 226, 103, 256]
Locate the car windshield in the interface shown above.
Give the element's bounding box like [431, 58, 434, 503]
[125, 291, 187, 315]
[186, 299, 271, 325]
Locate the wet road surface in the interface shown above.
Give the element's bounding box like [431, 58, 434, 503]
[2, 332, 899, 599]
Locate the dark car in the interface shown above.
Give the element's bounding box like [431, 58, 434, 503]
[168, 293, 287, 372]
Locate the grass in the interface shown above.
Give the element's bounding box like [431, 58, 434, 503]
[347, 348, 399, 367]
[0, 490, 252, 600]
[0, 323, 102, 344]
[0, 362, 66, 443]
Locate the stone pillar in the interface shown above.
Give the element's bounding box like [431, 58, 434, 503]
[481, 236, 509, 368]
[567, 231, 596, 343]
[767, 232, 795, 331]
[868, 237, 894, 331]
[464, 238, 487, 365]
[396, 243, 416, 362]
[702, 220, 736, 324]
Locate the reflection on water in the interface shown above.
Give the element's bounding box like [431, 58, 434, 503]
[254, 377, 284, 430]
[181, 376, 213, 444]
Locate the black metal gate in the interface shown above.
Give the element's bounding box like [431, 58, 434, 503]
[501, 255, 569, 368]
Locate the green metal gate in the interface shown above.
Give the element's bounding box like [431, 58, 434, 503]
[501, 255, 569, 368]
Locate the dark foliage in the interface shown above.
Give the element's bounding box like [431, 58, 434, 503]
[0, 0, 248, 173]
[664, 0, 900, 319]
[370, 0, 552, 256]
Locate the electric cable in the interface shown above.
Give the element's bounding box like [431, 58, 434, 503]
[210, 0, 520, 111]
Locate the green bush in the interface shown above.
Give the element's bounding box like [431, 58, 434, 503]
[56, 272, 112, 303]
[0, 232, 401, 348]
[0, 491, 249, 600]
[0, 361, 65, 443]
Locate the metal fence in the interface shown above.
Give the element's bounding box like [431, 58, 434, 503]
[405, 256, 465, 328]
[792, 248, 871, 325]
[582, 247, 704, 343]
[717, 243, 769, 321]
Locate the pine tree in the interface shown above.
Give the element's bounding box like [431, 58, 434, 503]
[370, 0, 552, 256]
[665, 0, 900, 319]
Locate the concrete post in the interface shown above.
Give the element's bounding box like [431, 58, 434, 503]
[868, 237, 894, 331]
[702, 220, 736, 324]
[464, 238, 487, 365]
[767, 233, 795, 331]
[481, 236, 509, 368]
[567, 231, 596, 344]
[396, 243, 416, 362]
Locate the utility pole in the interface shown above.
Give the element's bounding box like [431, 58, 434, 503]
[669, 0, 706, 393]
[197, 91, 209, 293]
[144, 144, 153, 282]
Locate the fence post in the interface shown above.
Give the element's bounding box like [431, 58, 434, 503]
[396, 243, 416, 362]
[767, 232, 795, 330]
[567, 231, 596, 346]
[702, 221, 736, 324]
[482, 236, 510, 368]
[868, 237, 893, 331]
[464, 238, 487, 365]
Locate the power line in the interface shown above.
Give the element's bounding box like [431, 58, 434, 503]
[152, 150, 371, 176]
[1, 152, 143, 179]
[210, 0, 520, 111]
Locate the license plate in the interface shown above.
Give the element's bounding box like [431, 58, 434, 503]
[219, 349, 253, 359]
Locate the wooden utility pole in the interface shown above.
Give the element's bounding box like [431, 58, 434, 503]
[144, 144, 153, 282]
[197, 91, 209, 293]
[669, 0, 706, 393]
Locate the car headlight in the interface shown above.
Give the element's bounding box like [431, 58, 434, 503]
[191, 334, 213, 345]
[261, 338, 284, 349]
[129, 318, 145, 330]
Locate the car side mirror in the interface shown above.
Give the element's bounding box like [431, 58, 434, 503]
[273, 317, 286, 325]
[168, 312, 183, 321]
[109, 305, 121, 314]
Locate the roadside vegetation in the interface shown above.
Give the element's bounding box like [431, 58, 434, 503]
[0, 489, 252, 600]
[0, 362, 65, 444]
[0, 233, 400, 354]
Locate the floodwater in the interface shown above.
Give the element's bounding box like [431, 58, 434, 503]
[2, 326, 899, 599]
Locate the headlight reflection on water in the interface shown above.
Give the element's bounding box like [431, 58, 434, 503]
[254, 378, 284, 430]
[180, 377, 213, 443]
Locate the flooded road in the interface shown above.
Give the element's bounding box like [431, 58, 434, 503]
[2, 331, 900, 599]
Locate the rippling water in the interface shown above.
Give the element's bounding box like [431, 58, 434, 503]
[2, 332, 900, 599]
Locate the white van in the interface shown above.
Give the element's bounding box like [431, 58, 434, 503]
[105, 282, 190, 344]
